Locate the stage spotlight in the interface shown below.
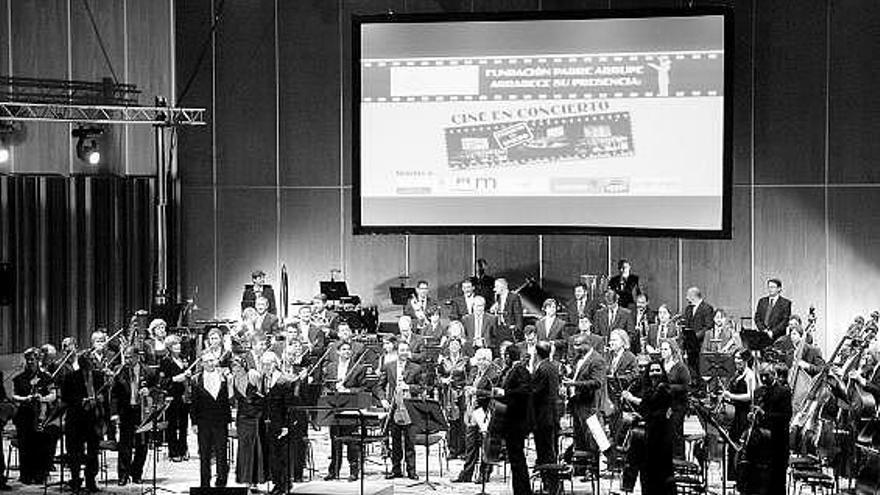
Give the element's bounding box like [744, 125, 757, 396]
[0, 121, 26, 164]
[72, 126, 104, 165]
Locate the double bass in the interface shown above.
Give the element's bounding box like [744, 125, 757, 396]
[788, 306, 817, 410]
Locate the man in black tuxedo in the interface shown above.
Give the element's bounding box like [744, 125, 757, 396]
[253, 296, 280, 335]
[492, 278, 524, 340]
[470, 258, 496, 303]
[531, 342, 560, 494]
[683, 287, 715, 376]
[323, 341, 369, 481]
[754, 278, 792, 342]
[376, 342, 423, 480]
[565, 335, 606, 476]
[404, 280, 439, 323]
[593, 290, 635, 343]
[497, 345, 532, 495]
[110, 347, 159, 485]
[60, 353, 105, 493]
[566, 283, 593, 325]
[241, 269, 277, 314]
[397, 316, 425, 363]
[190, 352, 231, 488]
[462, 296, 508, 356]
[450, 279, 478, 321]
[536, 299, 566, 343]
[608, 259, 641, 311]
[634, 293, 657, 330]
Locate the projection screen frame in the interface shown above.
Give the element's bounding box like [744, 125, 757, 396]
[352, 7, 734, 239]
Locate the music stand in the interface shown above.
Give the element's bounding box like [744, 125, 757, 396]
[138, 399, 174, 495]
[740, 329, 774, 352]
[320, 281, 349, 301]
[389, 287, 416, 306]
[314, 392, 372, 427]
[405, 397, 448, 490]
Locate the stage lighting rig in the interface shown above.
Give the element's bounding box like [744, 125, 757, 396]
[0, 121, 27, 164]
[72, 125, 104, 165]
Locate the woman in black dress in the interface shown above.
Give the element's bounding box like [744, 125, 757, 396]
[659, 338, 690, 459]
[722, 349, 756, 476]
[623, 360, 675, 495]
[231, 356, 266, 486]
[160, 336, 191, 461]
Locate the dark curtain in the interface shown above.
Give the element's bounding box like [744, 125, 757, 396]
[0, 174, 155, 352]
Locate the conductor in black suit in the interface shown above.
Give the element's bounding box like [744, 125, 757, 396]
[531, 342, 560, 494]
[241, 270, 277, 315]
[754, 278, 792, 342]
[608, 259, 641, 311]
[683, 287, 714, 377]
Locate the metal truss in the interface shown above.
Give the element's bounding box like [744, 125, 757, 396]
[0, 101, 206, 126]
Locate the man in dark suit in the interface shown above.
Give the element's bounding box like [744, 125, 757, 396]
[326, 322, 365, 362]
[594, 290, 635, 343]
[566, 283, 593, 325]
[498, 346, 532, 495]
[422, 309, 448, 342]
[450, 279, 478, 321]
[567, 318, 605, 364]
[60, 353, 105, 493]
[536, 299, 566, 343]
[311, 293, 339, 330]
[323, 341, 369, 481]
[376, 342, 423, 480]
[453, 348, 498, 484]
[190, 351, 232, 488]
[404, 280, 439, 323]
[565, 335, 607, 476]
[754, 278, 792, 342]
[531, 342, 560, 494]
[397, 316, 425, 363]
[241, 270, 277, 314]
[253, 296, 280, 335]
[608, 259, 641, 311]
[492, 278, 524, 340]
[462, 296, 509, 356]
[110, 347, 159, 485]
[683, 286, 715, 377]
[645, 304, 681, 354]
[470, 258, 496, 304]
[772, 316, 824, 377]
[634, 293, 657, 331]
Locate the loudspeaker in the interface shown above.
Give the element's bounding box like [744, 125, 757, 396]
[189, 488, 248, 495]
[0, 262, 12, 306]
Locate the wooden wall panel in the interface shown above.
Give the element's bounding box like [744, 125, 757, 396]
[278, 0, 340, 187]
[175, 0, 214, 187]
[610, 237, 679, 312]
[343, 190, 407, 314]
[214, 0, 276, 187]
[279, 189, 343, 303]
[181, 187, 216, 319]
[754, 188, 826, 347]
[409, 235, 472, 302]
[753, 0, 826, 184]
[476, 235, 539, 287]
[542, 235, 608, 303]
[127, 0, 172, 175]
[682, 186, 751, 321]
[70, 0, 126, 175]
[215, 189, 278, 320]
[828, 0, 880, 184]
[827, 188, 880, 346]
[11, 0, 69, 174]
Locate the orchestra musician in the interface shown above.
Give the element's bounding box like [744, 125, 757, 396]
[148, 319, 169, 362]
[491, 278, 524, 339]
[701, 309, 736, 355]
[748, 364, 792, 495]
[438, 337, 469, 459]
[441, 320, 475, 357]
[463, 296, 508, 356]
[230, 356, 265, 487]
[282, 338, 311, 483]
[567, 317, 605, 363]
[536, 298, 567, 352]
[253, 296, 280, 335]
[531, 341, 560, 495]
[422, 308, 448, 341]
[377, 341, 423, 480]
[470, 258, 495, 303]
[160, 335, 191, 462]
[567, 283, 596, 325]
[753, 278, 792, 342]
[607, 329, 638, 451]
[496, 345, 532, 495]
[377, 334, 398, 371]
[518, 326, 539, 373]
[404, 280, 438, 328]
[453, 348, 498, 484]
[327, 322, 365, 361]
[11, 348, 55, 485]
[621, 360, 676, 495]
[774, 316, 825, 377]
[241, 269, 277, 315]
[683, 287, 715, 377]
[110, 346, 158, 485]
[646, 305, 680, 354]
[397, 316, 425, 364]
[849, 351, 880, 405]
[60, 353, 105, 493]
[594, 290, 635, 348]
[721, 349, 757, 477]
[323, 341, 368, 481]
[311, 293, 339, 330]
[190, 351, 232, 488]
[659, 339, 691, 459]
[262, 351, 305, 493]
[450, 278, 478, 321]
[202, 327, 231, 368]
[634, 293, 656, 330]
[564, 335, 607, 476]
[608, 259, 641, 311]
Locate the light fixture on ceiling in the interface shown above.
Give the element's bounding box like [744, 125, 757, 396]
[72, 125, 104, 165]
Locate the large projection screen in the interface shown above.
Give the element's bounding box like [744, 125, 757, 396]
[353, 9, 732, 237]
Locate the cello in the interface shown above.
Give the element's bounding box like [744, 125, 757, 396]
[788, 306, 817, 410]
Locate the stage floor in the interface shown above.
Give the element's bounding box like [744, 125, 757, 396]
[2, 425, 740, 495]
